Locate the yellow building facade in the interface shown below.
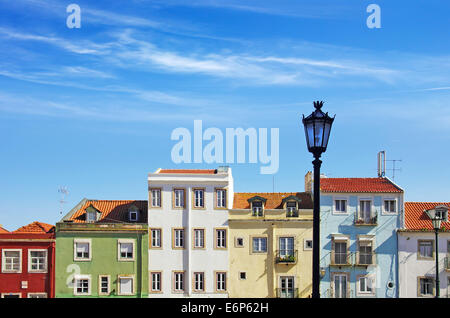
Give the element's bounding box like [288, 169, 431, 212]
[228, 192, 314, 298]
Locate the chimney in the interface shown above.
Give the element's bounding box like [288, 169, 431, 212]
[305, 171, 313, 192]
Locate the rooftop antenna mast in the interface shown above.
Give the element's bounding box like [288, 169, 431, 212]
[58, 186, 69, 215]
[377, 151, 386, 177]
[386, 159, 402, 181]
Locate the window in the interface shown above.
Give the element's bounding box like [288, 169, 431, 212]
[252, 237, 267, 253]
[359, 200, 373, 223]
[150, 229, 162, 248]
[193, 229, 205, 248]
[74, 240, 91, 261]
[118, 240, 134, 260]
[99, 276, 110, 295]
[435, 208, 448, 221]
[358, 276, 374, 295]
[279, 276, 295, 298]
[216, 272, 227, 292]
[174, 272, 185, 292]
[2, 249, 21, 273]
[86, 211, 97, 222]
[129, 210, 138, 222]
[252, 201, 263, 216]
[358, 241, 373, 265]
[239, 272, 246, 280]
[193, 272, 205, 292]
[332, 273, 348, 298]
[419, 277, 434, 297]
[215, 229, 227, 249]
[235, 237, 244, 247]
[173, 229, 185, 248]
[151, 272, 161, 292]
[173, 189, 185, 208]
[335, 199, 347, 213]
[304, 239, 313, 250]
[28, 250, 47, 272]
[216, 189, 226, 208]
[279, 237, 295, 258]
[333, 241, 348, 265]
[74, 276, 90, 295]
[118, 276, 134, 295]
[384, 200, 396, 213]
[193, 189, 205, 208]
[28, 293, 47, 298]
[418, 240, 433, 259]
[150, 188, 161, 207]
[1, 293, 21, 298]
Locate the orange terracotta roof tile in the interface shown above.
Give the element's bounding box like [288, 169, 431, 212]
[13, 221, 54, 233]
[69, 200, 148, 223]
[158, 169, 217, 174]
[320, 177, 403, 193]
[0, 226, 9, 233]
[233, 192, 313, 209]
[404, 202, 450, 231]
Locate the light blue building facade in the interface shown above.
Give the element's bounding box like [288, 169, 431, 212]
[310, 173, 404, 298]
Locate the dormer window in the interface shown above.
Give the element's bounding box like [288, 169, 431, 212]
[435, 205, 449, 222]
[85, 206, 99, 223]
[286, 201, 298, 217]
[128, 205, 140, 222]
[252, 201, 263, 217]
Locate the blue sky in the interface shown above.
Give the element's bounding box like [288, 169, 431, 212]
[0, 0, 450, 230]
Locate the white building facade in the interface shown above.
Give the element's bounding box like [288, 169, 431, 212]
[147, 167, 233, 297]
[398, 202, 450, 298]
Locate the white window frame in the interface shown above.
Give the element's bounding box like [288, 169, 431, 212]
[27, 293, 47, 298]
[74, 239, 92, 261]
[151, 188, 162, 207]
[28, 249, 48, 273]
[303, 239, 313, 251]
[151, 272, 162, 292]
[382, 197, 398, 215]
[216, 189, 226, 208]
[118, 239, 135, 261]
[151, 229, 162, 248]
[215, 229, 227, 249]
[173, 272, 185, 292]
[2, 249, 22, 273]
[174, 229, 185, 248]
[357, 275, 376, 296]
[174, 189, 185, 208]
[333, 197, 349, 215]
[252, 237, 267, 253]
[235, 237, 244, 248]
[118, 275, 135, 296]
[98, 275, 110, 295]
[239, 272, 247, 280]
[86, 211, 97, 223]
[194, 229, 205, 248]
[215, 272, 227, 292]
[193, 272, 205, 292]
[74, 275, 91, 296]
[194, 189, 205, 208]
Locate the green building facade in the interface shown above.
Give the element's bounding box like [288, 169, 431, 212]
[55, 199, 148, 298]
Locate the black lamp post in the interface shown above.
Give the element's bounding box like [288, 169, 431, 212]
[302, 101, 335, 298]
[425, 205, 448, 298]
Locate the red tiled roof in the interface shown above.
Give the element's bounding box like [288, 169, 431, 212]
[233, 192, 313, 209]
[320, 177, 403, 193]
[157, 169, 217, 174]
[69, 200, 148, 223]
[404, 202, 450, 231]
[13, 221, 54, 233]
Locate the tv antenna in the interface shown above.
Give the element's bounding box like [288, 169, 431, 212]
[58, 186, 69, 215]
[386, 159, 402, 180]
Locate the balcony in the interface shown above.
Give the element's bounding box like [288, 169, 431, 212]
[354, 211, 378, 226]
[330, 252, 352, 266]
[445, 256, 450, 271]
[275, 250, 298, 264]
[276, 288, 299, 298]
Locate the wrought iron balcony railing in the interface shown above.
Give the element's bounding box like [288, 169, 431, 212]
[275, 250, 298, 264]
[276, 288, 299, 298]
[330, 252, 353, 266]
[354, 211, 378, 226]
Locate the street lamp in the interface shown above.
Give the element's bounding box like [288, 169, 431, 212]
[425, 205, 448, 298]
[302, 101, 335, 298]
